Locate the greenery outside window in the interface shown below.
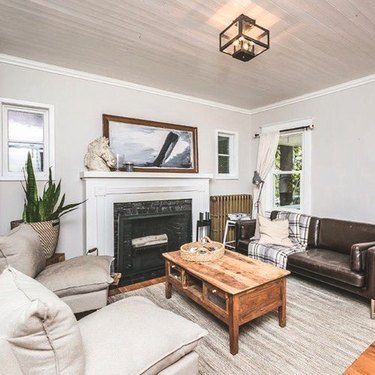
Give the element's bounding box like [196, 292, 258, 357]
[273, 133, 302, 210]
[216, 130, 238, 179]
[1, 99, 54, 180]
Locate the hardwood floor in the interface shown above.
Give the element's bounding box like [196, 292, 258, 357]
[344, 342, 375, 375]
[109, 276, 165, 296]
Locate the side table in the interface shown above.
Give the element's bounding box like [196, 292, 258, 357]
[222, 220, 237, 250]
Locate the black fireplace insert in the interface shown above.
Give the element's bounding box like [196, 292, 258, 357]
[114, 199, 192, 285]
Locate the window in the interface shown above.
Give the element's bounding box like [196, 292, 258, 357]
[216, 130, 238, 179]
[264, 120, 311, 213]
[273, 132, 302, 210]
[1, 99, 54, 180]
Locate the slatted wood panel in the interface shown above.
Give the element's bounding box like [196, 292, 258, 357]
[1, 1, 375, 109]
[210, 194, 252, 242]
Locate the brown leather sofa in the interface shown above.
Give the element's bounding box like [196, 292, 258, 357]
[235, 211, 375, 318]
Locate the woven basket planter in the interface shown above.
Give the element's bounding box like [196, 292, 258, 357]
[30, 219, 60, 259]
[180, 236, 224, 262]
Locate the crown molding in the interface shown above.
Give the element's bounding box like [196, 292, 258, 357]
[0, 54, 253, 115]
[2, 54, 374, 117]
[250, 73, 375, 115]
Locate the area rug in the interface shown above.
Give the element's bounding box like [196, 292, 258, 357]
[109, 276, 374, 374]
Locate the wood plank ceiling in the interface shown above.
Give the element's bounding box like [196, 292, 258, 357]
[1, 0, 375, 109]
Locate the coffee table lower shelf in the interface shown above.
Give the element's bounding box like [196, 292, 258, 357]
[164, 258, 288, 355]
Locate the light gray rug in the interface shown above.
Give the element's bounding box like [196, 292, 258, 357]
[110, 276, 375, 374]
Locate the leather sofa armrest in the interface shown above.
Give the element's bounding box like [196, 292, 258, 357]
[236, 220, 256, 240]
[367, 247, 375, 299]
[235, 219, 256, 252]
[351, 242, 375, 272]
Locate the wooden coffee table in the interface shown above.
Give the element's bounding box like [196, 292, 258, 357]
[163, 250, 290, 355]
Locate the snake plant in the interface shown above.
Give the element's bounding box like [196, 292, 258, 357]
[22, 152, 84, 223]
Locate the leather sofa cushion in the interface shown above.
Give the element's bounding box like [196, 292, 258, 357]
[0, 267, 84, 375]
[288, 249, 365, 287]
[318, 218, 375, 254]
[0, 224, 45, 278]
[78, 296, 207, 375]
[36, 255, 113, 297]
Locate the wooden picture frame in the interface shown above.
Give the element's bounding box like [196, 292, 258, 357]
[103, 114, 199, 173]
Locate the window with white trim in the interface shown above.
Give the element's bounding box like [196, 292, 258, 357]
[273, 132, 303, 210]
[216, 130, 238, 179]
[264, 120, 311, 213]
[1, 99, 54, 180]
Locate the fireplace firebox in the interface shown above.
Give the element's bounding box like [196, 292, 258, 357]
[114, 199, 192, 285]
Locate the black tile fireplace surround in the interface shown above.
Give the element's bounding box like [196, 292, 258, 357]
[114, 199, 192, 285]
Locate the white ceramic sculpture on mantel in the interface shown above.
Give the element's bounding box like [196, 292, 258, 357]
[84, 136, 116, 171]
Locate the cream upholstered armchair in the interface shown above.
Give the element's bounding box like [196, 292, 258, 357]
[0, 267, 207, 375]
[0, 224, 113, 313]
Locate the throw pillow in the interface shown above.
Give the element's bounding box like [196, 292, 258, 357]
[36, 255, 114, 297]
[258, 215, 293, 247]
[0, 267, 84, 375]
[0, 224, 45, 278]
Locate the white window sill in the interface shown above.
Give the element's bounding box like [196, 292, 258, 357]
[271, 207, 301, 213]
[215, 174, 239, 180]
[0, 175, 49, 181]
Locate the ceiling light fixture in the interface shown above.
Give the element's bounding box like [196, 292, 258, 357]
[219, 14, 270, 62]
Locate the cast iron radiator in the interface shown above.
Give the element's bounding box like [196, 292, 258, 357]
[210, 194, 252, 242]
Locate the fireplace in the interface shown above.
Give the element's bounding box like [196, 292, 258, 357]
[81, 171, 211, 280]
[114, 199, 192, 284]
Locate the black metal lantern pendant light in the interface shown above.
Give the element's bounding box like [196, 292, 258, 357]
[219, 14, 270, 62]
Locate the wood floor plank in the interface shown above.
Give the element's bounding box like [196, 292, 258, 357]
[109, 276, 165, 296]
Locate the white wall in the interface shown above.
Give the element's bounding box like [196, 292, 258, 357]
[0, 62, 252, 259]
[251, 81, 375, 224]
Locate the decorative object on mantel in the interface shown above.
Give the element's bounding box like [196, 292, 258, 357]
[219, 14, 270, 62]
[84, 136, 116, 171]
[103, 114, 198, 173]
[124, 161, 134, 172]
[22, 153, 84, 258]
[180, 236, 224, 262]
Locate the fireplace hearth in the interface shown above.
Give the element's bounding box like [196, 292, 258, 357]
[114, 199, 192, 285]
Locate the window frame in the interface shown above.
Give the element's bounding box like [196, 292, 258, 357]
[0, 98, 55, 181]
[215, 129, 239, 180]
[262, 119, 312, 214]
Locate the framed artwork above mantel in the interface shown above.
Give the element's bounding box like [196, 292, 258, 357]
[103, 114, 199, 173]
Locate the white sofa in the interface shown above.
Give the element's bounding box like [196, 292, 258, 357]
[0, 267, 207, 375]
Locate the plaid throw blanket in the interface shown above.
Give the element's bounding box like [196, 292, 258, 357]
[248, 212, 311, 269]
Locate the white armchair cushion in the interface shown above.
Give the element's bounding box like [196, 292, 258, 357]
[0, 224, 45, 278]
[36, 255, 113, 297]
[78, 296, 207, 375]
[0, 267, 84, 375]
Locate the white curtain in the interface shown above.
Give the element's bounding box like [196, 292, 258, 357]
[253, 131, 280, 216]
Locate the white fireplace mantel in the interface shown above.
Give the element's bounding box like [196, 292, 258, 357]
[81, 171, 213, 256]
[80, 171, 213, 180]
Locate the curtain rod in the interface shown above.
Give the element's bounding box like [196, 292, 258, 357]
[253, 124, 314, 138]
